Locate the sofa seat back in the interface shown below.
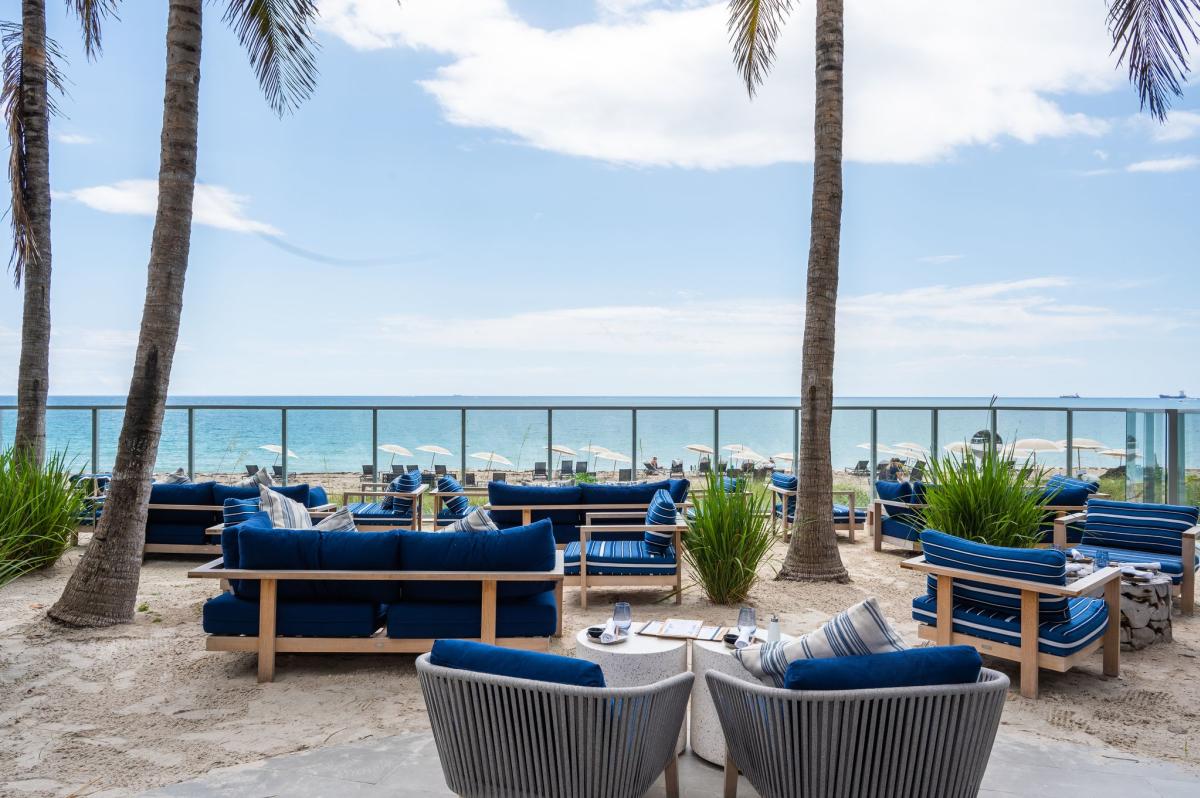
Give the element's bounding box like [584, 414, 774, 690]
[386, 590, 557, 639]
[1081, 498, 1198, 557]
[397, 519, 557, 601]
[488, 483, 583, 528]
[147, 481, 219, 544]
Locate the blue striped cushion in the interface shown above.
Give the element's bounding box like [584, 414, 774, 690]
[313, 507, 357, 532]
[382, 471, 423, 511]
[644, 488, 677, 549]
[1081, 499, 1198, 556]
[348, 501, 412, 524]
[444, 507, 500, 533]
[921, 529, 1069, 622]
[437, 475, 470, 516]
[222, 497, 261, 526]
[771, 471, 797, 516]
[563, 540, 677, 575]
[258, 485, 311, 529]
[912, 594, 1108, 657]
[1072, 544, 1196, 585]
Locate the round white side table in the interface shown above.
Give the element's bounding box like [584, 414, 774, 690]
[575, 629, 689, 753]
[690, 635, 793, 765]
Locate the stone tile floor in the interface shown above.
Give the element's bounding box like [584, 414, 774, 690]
[142, 730, 1197, 797]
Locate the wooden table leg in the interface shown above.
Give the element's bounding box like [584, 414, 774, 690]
[1103, 578, 1120, 677]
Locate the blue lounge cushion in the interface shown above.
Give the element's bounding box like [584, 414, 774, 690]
[1072, 544, 1196, 585]
[308, 485, 329, 507]
[149, 480, 215, 507]
[223, 497, 261, 526]
[235, 526, 404, 603]
[564, 540, 677, 576]
[396, 518, 556, 601]
[428, 639, 604, 687]
[880, 515, 921, 542]
[832, 503, 868, 522]
[875, 481, 917, 518]
[644, 488, 677, 549]
[771, 471, 797, 517]
[578, 479, 675, 507]
[387, 591, 559, 640]
[920, 529, 1070, 622]
[666, 478, 690, 503]
[488, 483, 583, 527]
[145, 523, 209, 545]
[347, 501, 412, 525]
[783, 646, 982, 691]
[382, 471, 423, 511]
[147, 481, 219, 530]
[1081, 498, 1199, 557]
[1039, 474, 1096, 508]
[437, 475, 470, 516]
[212, 482, 310, 506]
[912, 594, 1108, 657]
[202, 592, 384, 637]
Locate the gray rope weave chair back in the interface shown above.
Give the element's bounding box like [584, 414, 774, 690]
[417, 655, 693, 798]
[706, 667, 1009, 798]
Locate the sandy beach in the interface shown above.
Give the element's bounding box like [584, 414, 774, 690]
[1, 530, 1197, 797]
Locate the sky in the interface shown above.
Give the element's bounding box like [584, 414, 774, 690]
[0, 0, 1197, 398]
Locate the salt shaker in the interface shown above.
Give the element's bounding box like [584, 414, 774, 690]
[767, 613, 781, 643]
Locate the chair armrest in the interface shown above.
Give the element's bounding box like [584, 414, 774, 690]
[582, 523, 684, 534]
[900, 555, 1121, 597]
[308, 503, 336, 512]
[765, 484, 796, 497]
[831, 490, 856, 502]
[584, 511, 646, 522]
[1184, 524, 1199, 540]
[188, 554, 565, 582]
[1055, 511, 1087, 525]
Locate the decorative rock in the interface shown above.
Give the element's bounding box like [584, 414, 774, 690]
[1119, 576, 1173, 651]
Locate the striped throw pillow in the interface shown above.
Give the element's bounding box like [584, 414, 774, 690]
[445, 507, 499, 533]
[382, 470, 423, 511]
[1082, 498, 1198, 556]
[258, 484, 312, 529]
[314, 507, 357, 532]
[438, 475, 470, 516]
[240, 467, 274, 488]
[735, 597, 908, 688]
[159, 468, 189, 485]
[920, 529, 1069, 622]
[223, 497, 261, 526]
[644, 488, 677, 549]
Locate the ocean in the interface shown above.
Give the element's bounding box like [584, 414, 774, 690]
[1, 396, 1196, 477]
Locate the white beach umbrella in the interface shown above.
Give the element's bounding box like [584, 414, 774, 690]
[1013, 438, 1064, 464]
[1056, 438, 1106, 471]
[378, 444, 412, 466]
[417, 444, 452, 470]
[551, 444, 577, 456]
[944, 441, 969, 455]
[685, 443, 714, 455]
[772, 452, 795, 462]
[1098, 449, 1137, 460]
[891, 442, 929, 459]
[722, 444, 749, 453]
[733, 448, 766, 463]
[470, 451, 514, 469]
[259, 444, 299, 465]
[857, 442, 904, 458]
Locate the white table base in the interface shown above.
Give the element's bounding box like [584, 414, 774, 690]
[690, 637, 788, 765]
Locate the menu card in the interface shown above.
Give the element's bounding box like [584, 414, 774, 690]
[637, 619, 724, 641]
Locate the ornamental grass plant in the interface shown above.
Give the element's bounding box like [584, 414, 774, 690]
[0, 449, 86, 586]
[682, 471, 774, 604]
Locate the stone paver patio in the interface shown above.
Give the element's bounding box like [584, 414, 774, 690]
[141, 729, 1198, 797]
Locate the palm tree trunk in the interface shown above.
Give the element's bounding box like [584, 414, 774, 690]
[779, 0, 848, 583]
[49, 0, 202, 627]
[13, 0, 52, 463]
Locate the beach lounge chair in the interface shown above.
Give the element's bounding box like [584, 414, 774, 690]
[910, 461, 926, 482]
[464, 473, 477, 487]
[533, 461, 548, 480]
[272, 465, 284, 481]
[618, 468, 633, 482]
[418, 649, 691, 798]
[848, 459, 869, 476]
[493, 472, 507, 483]
[698, 457, 711, 474]
[575, 460, 588, 475]
[559, 460, 574, 479]
[643, 460, 661, 476]
[407, 464, 420, 472]
[708, 661, 1007, 798]
[434, 464, 447, 477]
[1053, 498, 1198, 614]
[903, 529, 1120, 699]
[670, 459, 684, 477]
[244, 465, 259, 476]
[390, 464, 405, 477]
[360, 465, 375, 483]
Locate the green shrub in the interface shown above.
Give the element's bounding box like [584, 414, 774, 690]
[0, 449, 87, 586]
[681, 471, 774, 604]
[917, 444, 1049, 549]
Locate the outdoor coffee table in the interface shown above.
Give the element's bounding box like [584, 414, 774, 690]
[1066, 562, 1173, 651]
[574, 628, 688, 753]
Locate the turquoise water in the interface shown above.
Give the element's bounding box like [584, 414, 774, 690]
[0, 396, 1196, 477]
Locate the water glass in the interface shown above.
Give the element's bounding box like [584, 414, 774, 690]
[613, 602, 632, 632]
[737, 607, 757, 635]
[1093, 551, 1110, 569]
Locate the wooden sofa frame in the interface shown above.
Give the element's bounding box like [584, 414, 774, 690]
[484, 501, 692, 548]
[900, 554, 1121, 699]
[188, 552, 566, 683]
[767, 484, 859, 543]
[571, 511, 685, 609]
[1054, 511, 1197, 615]
[138, 500, 338, 556]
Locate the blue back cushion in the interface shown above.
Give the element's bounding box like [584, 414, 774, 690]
[666, 478, 690, 503]
[644, 488, 677, 549]
[235, 526, 403, 603]
[920, 529, 1069, 622]
[222, 497, 261, 526]
[876, 481, 918, 519]
[438, 475, 470, 515]
[771, 472, 797, 515]
[488, 483, 582, 527]
[1040, 475, 1096, 508]
[784, 646, 982, 691]
[220, 510, 271, 595]
[383, 471, 423, 511]
[430, 639, 605, 688]
[148, 481, 218, 526]
[307, 485, 329, 507]
[1082, 498, 1199, 556]
[397, 518, 556, 601]
[213, 482, 311, 506]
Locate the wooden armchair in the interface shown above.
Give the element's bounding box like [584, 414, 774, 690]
[569, 510, 685, 609]
[342, 482, 428, 530]
[901, 554, 1121, 699]
[767, 483, 860, 542]
[870, 498, 926, 552]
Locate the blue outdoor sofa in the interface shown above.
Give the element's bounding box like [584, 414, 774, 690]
[142, 481, 332, 555]
[190, 512, 565, 682]
[766, 472, 866, 542]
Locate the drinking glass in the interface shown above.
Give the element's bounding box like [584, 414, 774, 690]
[1094, 551, 1110, 569]
[613, 602, 632, 632]
[737, 607, 756, 635]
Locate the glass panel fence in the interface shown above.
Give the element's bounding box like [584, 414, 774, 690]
[1126, 411, 1167, 504]
[193, 408, 280, 484]
[636, 409, 713, 483]
[551, 409, 632, 481]
[377, 409, 461, 482]
[717, 409, 794, 480]
[1183, 413, 1199, 506]
[996, 409, 1067, 475]
[465, 409, 548, 484]
[285, 409, 371, 491]
[936, 409, 994, 459]
[45, 409, 93, 470]
[876, 409, 932, 482]
[831, 408, 871, 505]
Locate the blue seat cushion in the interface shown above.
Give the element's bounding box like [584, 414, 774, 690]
[771, 472, 798, 517]
[348, 501, 412, 524]
[202, 592, 383, 637]
[235, 527, 404, 603]
[1072, 544, 1196, 585]
[386, 590, 558, 640]
[1081, 499, 1199, 557]
[213, 482, 310, 506]
[382, 471, 423, 511]
[429, 639, 604, 687]
[437, 475, 470, 515]
[150, 481, 215, 507]
[921, 530, 1070, 622]
[564, 540, 677, 576]
[880, 515, 921, 542]
[875, 480, 918, 519]
[397, 519, 556, 601]
[666, 478, 690, 503]
[145, 522, 210, 546]
[1038, 475, 1096, 508]
[833, 503, 868, 522]
[784, 646, 982, 691]
[488, 483, 583, 527]
[147, 481, 219, 528]
[912, 594, 1108, 657]
[579, 479, 676, 507]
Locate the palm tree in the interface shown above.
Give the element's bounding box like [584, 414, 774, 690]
[729, 0, 849, 582]
[49, 0, 319, 627]
[3, 0, 113, 463]
[1108, 0, 1200, 121]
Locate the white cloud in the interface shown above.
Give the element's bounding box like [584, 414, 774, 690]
[0, 325, 138, 394]
[54, 133, 93, 145]
[1125, 155, 1200, 173]
[1092, 148, 1109, 160]
[319, 0, 1116, 168]
[916, 254, 963, 265]
[58, 179, 281, 235]
[1140, 110, 1200, 143]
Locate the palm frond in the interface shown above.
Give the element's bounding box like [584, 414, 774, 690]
[727, 0, 793, 98]
[223, 0, 320, 116]
[68, 0, 120, 60]
[2, 21, 66, 287]
[1109, 0, 1200, 121]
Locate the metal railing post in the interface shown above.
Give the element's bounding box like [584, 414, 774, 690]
[1166, 409, 1181, 504]
[187, 408, 195, 480]
[869, 409, 878, 498]
[281, 408, 288, 487]
[547, 408, 553, 481]
[989, 408, 998, 452]
[713, 409, 719, 472]
[371, 408, 379, 479]
[631, 409, 638, 479]
[1065, 410, 1074, 478]
[460, 409, 467, 481]
[930, 409, 938, 459]
[91, 408, 99, 475]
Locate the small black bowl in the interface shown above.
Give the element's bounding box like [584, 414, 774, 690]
[723, 632, 740, 648]
[587, 626, 605, 639]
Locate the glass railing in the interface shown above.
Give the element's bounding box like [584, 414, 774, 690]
[1, 399, 1196, 506]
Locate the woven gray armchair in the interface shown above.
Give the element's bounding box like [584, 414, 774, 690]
[707, 668, 1009, 798]
[417, 654, 693, 798]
